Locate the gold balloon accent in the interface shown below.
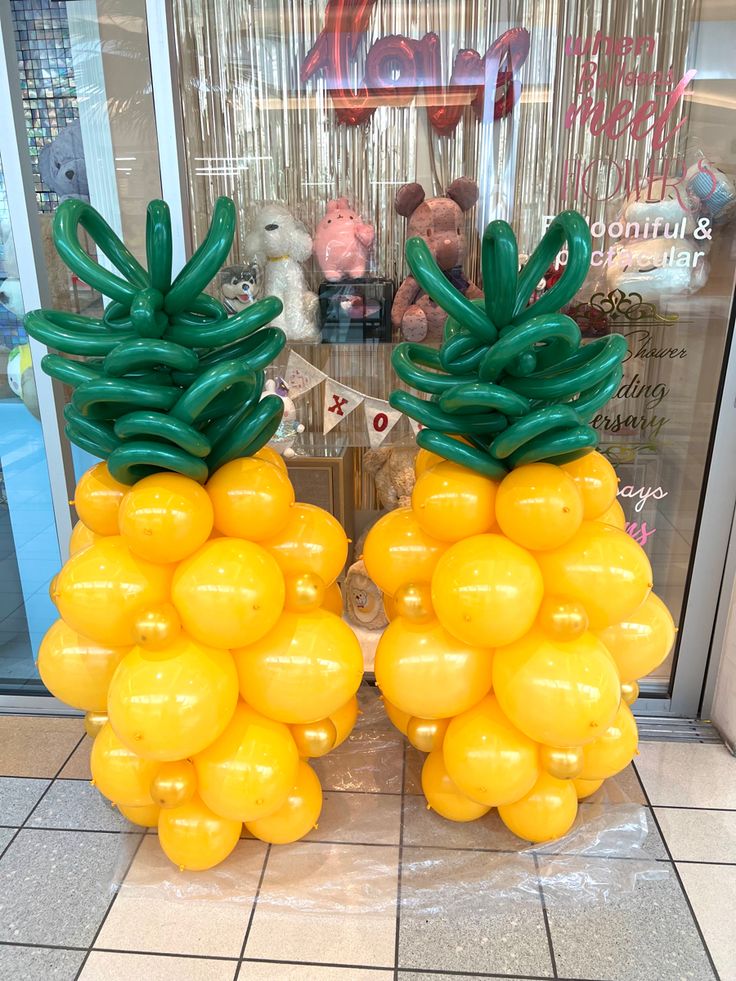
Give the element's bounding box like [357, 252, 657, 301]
[84, 711, 108, 739]
[284, 572, 326, 613]
[150, 759, 197, 809]
[133, 603, 181, 651]
[290, 719, 338, 758]
[537, 596, 589, 641]
[407, 716, 450, 753]
[394, 582, 434, 624]
[539, 745, 584, 780]
[621, 681, 640, 705]
[382, 592, 397, 622]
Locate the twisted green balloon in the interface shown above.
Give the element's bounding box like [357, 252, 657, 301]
[25, 197, 286, 484]
[391, 211, 627, 478]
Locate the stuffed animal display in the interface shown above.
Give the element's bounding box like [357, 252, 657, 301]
[313, 198, 375, 281]
[244, 204, 320, 342]
[344, 558, 388, 631]
[219, 262, 262, 314]
[259, 377, 305, 458]
[391, 178, 482, 343]
[364, 446, 418, 511]
[39, 121, 89, 203]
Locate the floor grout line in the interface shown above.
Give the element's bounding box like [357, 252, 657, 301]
[649, 804, 736, 812]
[235, 842, 272, 977]
[632, 761, 722, 980]
[92, 947, 239, 963]
[533, 851, 558, 979]
[0, 732, 86, 865]
[393, 742, 408, 981]
[72, 832, 146, 981]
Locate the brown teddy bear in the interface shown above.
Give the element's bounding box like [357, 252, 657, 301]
[391, 178, 483, 343]
[364, 446, 418, 511]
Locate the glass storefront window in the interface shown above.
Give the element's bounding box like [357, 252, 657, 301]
[0, 155, 61, 695]
[172, 0, 736, 695]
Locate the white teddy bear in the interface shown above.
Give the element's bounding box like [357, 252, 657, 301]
[260, 378, 305, 458]
[244, 204, 321, 343]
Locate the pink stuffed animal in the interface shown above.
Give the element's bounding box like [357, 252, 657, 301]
[314, 198, 375, 281]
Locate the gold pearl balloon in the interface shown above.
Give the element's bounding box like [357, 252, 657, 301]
[539, 744, 584, 780]
[150, 759, 197, 809]
[133, 603, 181, 651]
[406, 716, 450, 753]
[621, 681, 640, 705]
[284, 573, 325, 613]
[394, 582, 434, 624]
[291, 719, 338, 758]
[84, 711, 108, 739]
[537, 596, 589, 641]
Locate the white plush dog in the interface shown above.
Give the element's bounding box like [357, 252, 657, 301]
[244, 204, 320, 343]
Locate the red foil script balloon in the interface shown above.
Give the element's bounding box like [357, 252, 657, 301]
[302, 0, 530, 135]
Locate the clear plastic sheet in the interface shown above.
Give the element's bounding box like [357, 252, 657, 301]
[105, 682, 667, 916]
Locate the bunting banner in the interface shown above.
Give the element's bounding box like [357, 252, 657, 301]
[363, 396, 404, 447]
[283, 349, 327, 397]
[322, 378, 364, 434]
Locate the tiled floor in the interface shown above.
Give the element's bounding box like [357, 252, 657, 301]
[0, 686, 734, 981]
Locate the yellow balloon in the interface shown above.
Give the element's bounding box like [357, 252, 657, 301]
[579, 702, 638, 780]
[595, 592, 675, 683]
[330, 695, 359, 747]
[573, 776, 603, 799]
[262, 503, 348, 586]
[54, 537, 173, 646]
[69, 520, 101, 557]
[537, 597, 589, 642]
[255, 445, 288, 473]
[107, 637, 239, 761]
[495, 463, 583, 551]
[363, 508, 446, 596]
[534, 522, 653, 630]
[431, 534, 543, 648]
[118, 472, 213, 564]
[84, 711, 108, 740]
[233, 609, 363, 724]
[394, 582, 434, 624]
[598, 498, 626, 530]
[493, 627, 621, 747]
[206, 456, 295, 541]
[118, 801, 161, 827]
[414, 447, 443, 477]
[90, 722, 159, 806]
[382, 592, 397, 622]
[560, 451, 618, 519]
[498, 771, 578, 842]
[284, 572, 325, 613]
[321, 580, 344, 617]
[132, 603, 181, 651]
[150, 760, 198, 809]
[422, 750, 491, 822]
[246, 760, 322, 844]
[383, 696, 411, 735]
[194, 702, 299, 822]
[172, 538, 285, 649]
[291, 719, 338, 758]
[443, 695, 539, 806]
[37, 619, 128, 711]
[375, 617, 493, 719]
[412, 460, 497, 542]
[158, 795, 242, 871]
[539, 745, 584, 780]
[407, 716, 450, 753]
[621, 681, 639, 705]
[74, 462, 128, 536]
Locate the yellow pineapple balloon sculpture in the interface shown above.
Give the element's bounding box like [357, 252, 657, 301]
[29, 197, 362, 870]
[364, 211, 675, 843]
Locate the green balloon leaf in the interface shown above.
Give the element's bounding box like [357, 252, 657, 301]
[390, 210, 627, 477]
[25, 197, 286, 484]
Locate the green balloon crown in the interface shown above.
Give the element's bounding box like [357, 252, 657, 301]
[25, 197, 285, 485]
[390, 211, 628, 478]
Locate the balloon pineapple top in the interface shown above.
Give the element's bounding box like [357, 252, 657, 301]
[390, 211, 628, 478]
[25, 197, 286, 484]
